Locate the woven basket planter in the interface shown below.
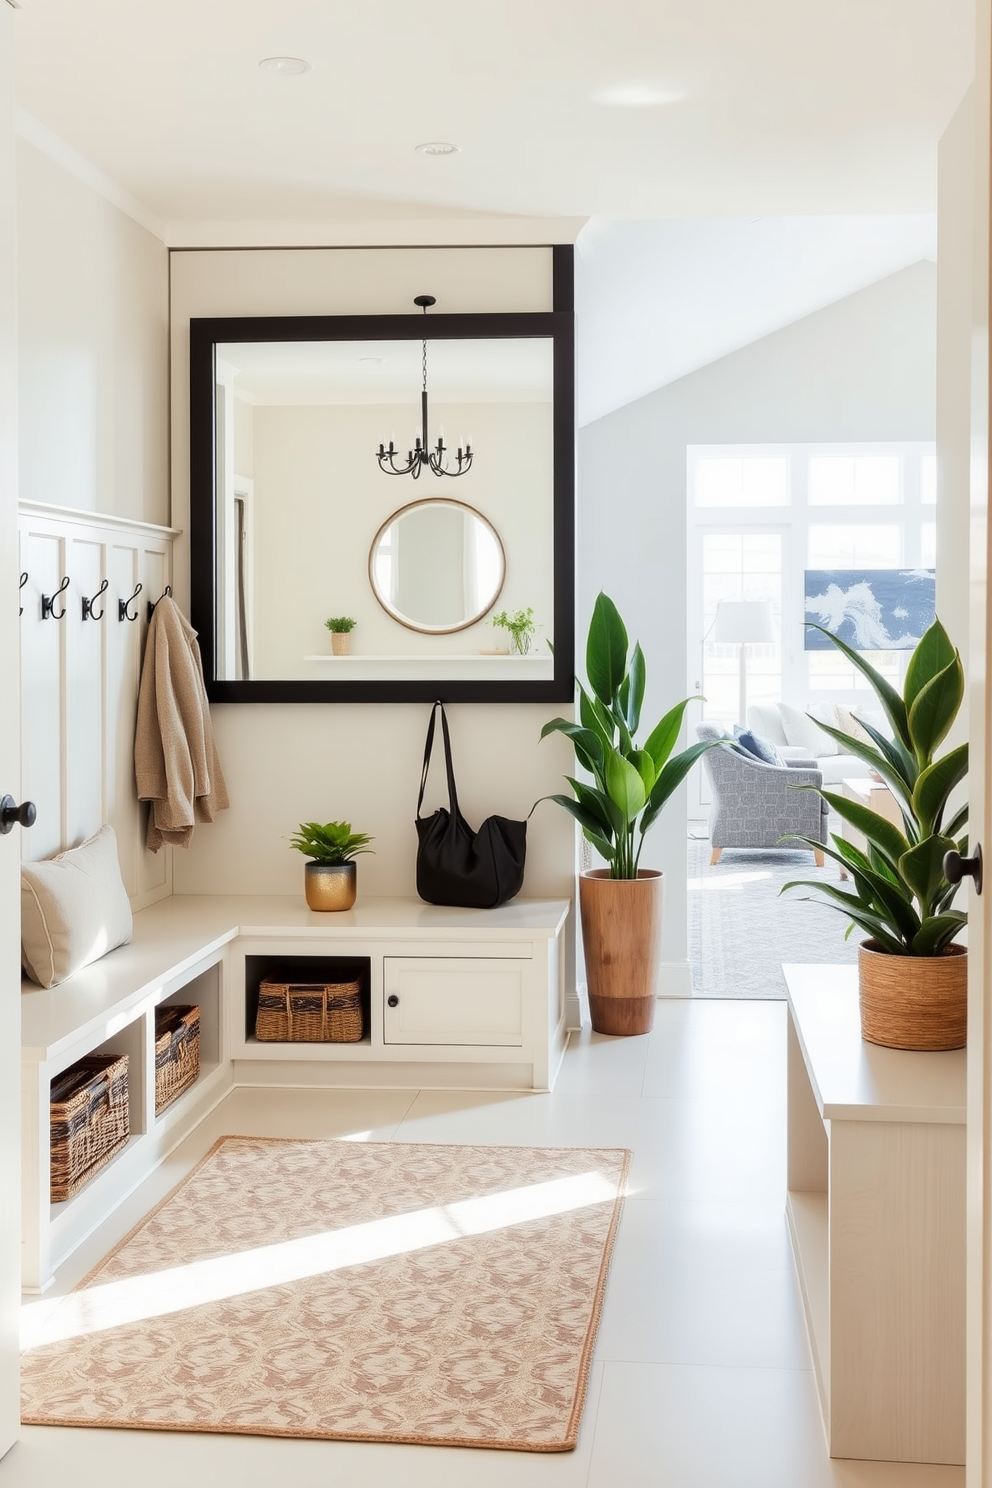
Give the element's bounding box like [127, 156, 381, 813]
[858, 940, 968, 1051]
[50, 1053, 130, 1203]
[256, 978, 363, 1043]
[154, 1004, 200, 1115]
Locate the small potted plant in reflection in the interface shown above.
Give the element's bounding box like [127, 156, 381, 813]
[324, 616, 357, 656]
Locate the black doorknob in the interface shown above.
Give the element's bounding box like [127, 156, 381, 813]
[0, 795, 36, 835]
[387, 995, 399, 1008]
[943, 843, 983, 895]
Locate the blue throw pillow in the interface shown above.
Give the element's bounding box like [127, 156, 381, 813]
[735, 729, 786, 767]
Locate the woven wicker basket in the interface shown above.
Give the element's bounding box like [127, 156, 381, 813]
[858, 940, 967, 1050]
[50, 1053, 130, 1203]
[154, 1004, 200, 1115]
[256, 979, 363, 1043]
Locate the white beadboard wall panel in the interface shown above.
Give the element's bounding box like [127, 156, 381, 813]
[19, 524, 65, 859]
[18, 505, 176, 908]
[136, 541, 172, 904]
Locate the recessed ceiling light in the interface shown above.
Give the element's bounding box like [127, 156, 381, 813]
[258, 57, 312, 76]
[415, 141, 460, 157]
[593, 83, 684, 108]
[359, 356, 385, 365]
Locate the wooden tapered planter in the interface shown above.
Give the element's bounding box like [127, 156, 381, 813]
[858, 939, 967, 1050]
[579, 868, 663, 1036]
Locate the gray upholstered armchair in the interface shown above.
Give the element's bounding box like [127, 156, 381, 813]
[695, 723, 828, 865]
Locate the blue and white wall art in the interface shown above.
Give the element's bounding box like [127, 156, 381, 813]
[803, 569, 936, 651]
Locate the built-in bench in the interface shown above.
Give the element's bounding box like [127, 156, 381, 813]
[22, 893, 570, 1291]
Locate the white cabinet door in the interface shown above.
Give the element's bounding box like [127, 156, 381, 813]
[383, 958, 525, 1047]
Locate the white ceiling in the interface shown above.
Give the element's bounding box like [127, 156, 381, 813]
[11, 0, 975, 237]
[575, 214, 937, 424]
[221, 338, 554, 405]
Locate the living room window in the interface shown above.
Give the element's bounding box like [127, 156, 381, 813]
[687, 441, 936, 812]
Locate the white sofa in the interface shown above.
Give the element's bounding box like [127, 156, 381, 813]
[746, 701, 866, 787]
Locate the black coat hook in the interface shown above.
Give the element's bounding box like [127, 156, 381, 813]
[146, 584, 173, 622]
[81, 577, 109, 622]
[18, 572, 27, 617]
[41, 576, 70, 620]
[118, 582, 142, 623]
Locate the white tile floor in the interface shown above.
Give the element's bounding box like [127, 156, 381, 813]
[4, 1000, 965, 1488]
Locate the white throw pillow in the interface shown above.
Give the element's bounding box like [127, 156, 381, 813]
[21, 825, 133, 989]
[834, 703, 874, 746]
[778, 701, 840, 757]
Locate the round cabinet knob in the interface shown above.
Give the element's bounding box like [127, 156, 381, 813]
[0, 795, 37, 835]
[387, 995, 399, 1008]
[943, 843, 983, 895]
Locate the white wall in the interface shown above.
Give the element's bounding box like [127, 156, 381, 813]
[579, 262, 937, 992]
[17, 141, 168, 526]
[937, 88, 975, 670]
[249, 400, 553, 675]
[170, 249, 575, 954]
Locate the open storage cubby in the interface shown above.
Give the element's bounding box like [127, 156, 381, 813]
[155, 961, 222, 1109]
[244, 954, 372, 1046]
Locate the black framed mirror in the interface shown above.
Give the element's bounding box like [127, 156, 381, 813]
[189, 264, 574, 704]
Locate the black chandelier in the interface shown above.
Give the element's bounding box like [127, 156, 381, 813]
[376, 295, 474, 478]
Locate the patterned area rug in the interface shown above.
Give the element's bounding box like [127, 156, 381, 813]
[21, 1136, 629, 1451]
[688, 838, 859, 999]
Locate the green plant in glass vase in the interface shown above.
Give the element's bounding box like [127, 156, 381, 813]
[782, 618, 969, 1049]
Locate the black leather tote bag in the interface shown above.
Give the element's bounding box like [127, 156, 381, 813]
[415, 702, 527, 908]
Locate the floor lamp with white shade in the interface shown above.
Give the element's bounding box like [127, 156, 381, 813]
[712, 600, 776, 726]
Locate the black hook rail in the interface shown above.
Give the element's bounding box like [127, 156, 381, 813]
[146, 584, 172, 622]
[118, 582, 142, 623]
[81, 577, 110, 622]
[18, 572, 27, 617]
[41, 576, 70, 621]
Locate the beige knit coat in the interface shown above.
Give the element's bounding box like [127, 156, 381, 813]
[134, 597, 230, 851]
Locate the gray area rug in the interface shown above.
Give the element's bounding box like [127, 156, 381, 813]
[688, 837, 858, 999]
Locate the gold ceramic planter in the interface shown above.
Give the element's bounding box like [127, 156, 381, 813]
[304, 861, 357, 912]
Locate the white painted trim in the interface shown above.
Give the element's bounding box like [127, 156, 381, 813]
[164, 216, 588, 250]
[15, 109, 166, 243]
[658, 960, 693, 998]
[18, 500, 180, 539]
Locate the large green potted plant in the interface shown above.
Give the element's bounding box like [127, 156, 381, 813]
[289, 820, 375, 912]
[783, 618, 968, 1049]
[540, 593, 717, 1035]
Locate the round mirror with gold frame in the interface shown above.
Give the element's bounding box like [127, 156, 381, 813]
[368, 498, 506, 635]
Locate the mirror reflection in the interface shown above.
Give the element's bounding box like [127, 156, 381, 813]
[369, 500, 505, 633]
[213, 336, 554, 681]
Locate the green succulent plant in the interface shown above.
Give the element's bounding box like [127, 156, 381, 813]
[539, 592, 718, 879]
[782, 618, 968, 956]
[288, 821, 375, 864]
[324, 616, 357, 633]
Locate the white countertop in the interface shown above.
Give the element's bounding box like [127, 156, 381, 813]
[21, 894, 571, 1064]
[784, 964, 966, 1125]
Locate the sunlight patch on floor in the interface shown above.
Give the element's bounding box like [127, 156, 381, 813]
[21, 1171, 619, 1348]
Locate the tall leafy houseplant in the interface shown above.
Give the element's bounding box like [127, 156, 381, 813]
[540, 593, 717, 1035]
[540, 593, 715, 878]
[783, 618, 969, 1049]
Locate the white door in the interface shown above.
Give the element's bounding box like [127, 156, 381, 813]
[0, 3, 20, 1458]
[969, 2, 992, 1481]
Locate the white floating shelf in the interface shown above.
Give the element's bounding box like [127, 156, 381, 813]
[303, 653, 551, 663]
